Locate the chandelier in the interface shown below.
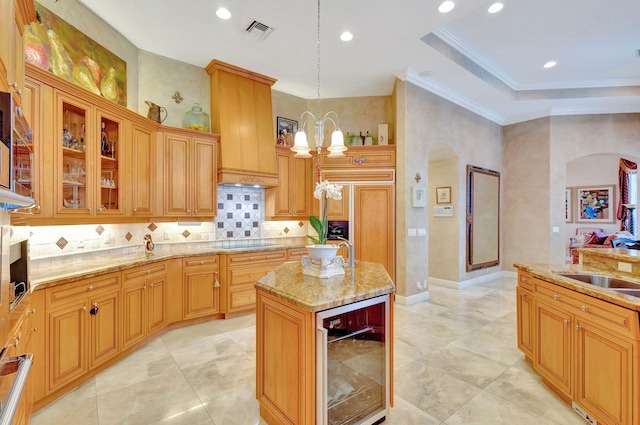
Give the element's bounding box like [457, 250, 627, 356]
[290, 0, 346, 159]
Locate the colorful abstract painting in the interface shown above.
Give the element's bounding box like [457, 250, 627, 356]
[576, 185, 615, 223]
[24, 3, 127, 106]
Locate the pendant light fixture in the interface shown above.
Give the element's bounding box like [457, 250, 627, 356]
[290, 0, 346, 159]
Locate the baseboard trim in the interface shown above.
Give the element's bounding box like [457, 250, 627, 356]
[428, 271, 508, 289]
[395, 291, 430, 306]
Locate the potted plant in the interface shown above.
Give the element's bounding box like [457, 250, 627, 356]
[306, 180, 343, 262]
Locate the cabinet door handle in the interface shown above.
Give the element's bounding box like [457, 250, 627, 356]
[90, 303, 99, 315]
[214, 280, 220, 288]
[581, 305, 588, 312]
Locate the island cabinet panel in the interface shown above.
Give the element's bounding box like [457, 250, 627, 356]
[534, 297, 574, 400]
[182, 256, 221, 320]
[517, 270, 640, 425]
[516, 285, 534, 359]
[574, 317, 635, 425]
[256, 291, 315, 425]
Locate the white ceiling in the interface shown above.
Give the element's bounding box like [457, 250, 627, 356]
[78, 0, 640, 125]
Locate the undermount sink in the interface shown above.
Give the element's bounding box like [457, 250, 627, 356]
[555, 272, 640, 295]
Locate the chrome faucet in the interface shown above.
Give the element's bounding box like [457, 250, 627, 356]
[336, 237, 355, 268]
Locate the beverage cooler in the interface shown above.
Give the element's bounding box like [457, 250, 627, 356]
[316, 295, 390, 425]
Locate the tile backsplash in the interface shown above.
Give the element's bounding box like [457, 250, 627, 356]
[24, 186, 310, 263]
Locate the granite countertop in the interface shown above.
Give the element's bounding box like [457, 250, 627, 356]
[577, 247, 640, 262]
[30, 244, 299, 290]
[255, 261, 395, 312]
[514, 262, 640, 312]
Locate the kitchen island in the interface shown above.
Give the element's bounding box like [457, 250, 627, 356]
[255, 260, 395, 425]
[514, 248, 640, 425]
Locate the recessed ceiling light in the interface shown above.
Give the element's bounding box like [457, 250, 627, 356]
[216, 7, 231, 20]
[488, 2, 504, 13]
[340, 32, 353, 42]
[438, 1, 455, 13]
[543, 61, 557, 68]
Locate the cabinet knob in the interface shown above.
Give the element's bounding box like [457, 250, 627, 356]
[35, 205, 41, 212]
[143, 285, 147, 289]
[563, 319, 570, 325]
[200, 260, 204, 265]
[187, 209, 190, 213]
[194, 209, 198, 213]
[32, 327, 38, 332]
[88, 285, 94, 291]
[214, 280, 220, 288]
[575, 325, 581, 330]
[134, 208, 137, 212]
[90, 303, 99, 315]
[98, 207, 105, 211]
[149, 283, 154, 287]
[581, 305, 588, 312]
[88, 207, 92, 212]
[553, 295, 560, 300]
[83, 305, 87, 311]
[520, 293, 526, 298]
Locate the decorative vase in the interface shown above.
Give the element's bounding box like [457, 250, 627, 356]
[305, 244, 339, 262]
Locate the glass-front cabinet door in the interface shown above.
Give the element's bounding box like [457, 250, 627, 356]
[56, 91, 92, 215]
[95, 109, 122, 215]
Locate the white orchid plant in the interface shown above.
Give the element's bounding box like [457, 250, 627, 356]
[308, 180, 343, 245]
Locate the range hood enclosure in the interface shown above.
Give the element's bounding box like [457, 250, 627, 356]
[206, 60, 279, 187]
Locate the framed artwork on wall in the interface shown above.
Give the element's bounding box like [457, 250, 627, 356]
[576, 185, 616, 223]
[436, 186, 451, 204]
[565, 188, 573, 223]
[276, 117, 297, 146]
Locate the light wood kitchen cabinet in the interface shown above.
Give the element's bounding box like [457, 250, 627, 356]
[206, 60, 278, 186]
[220, 250, 286, 317]
[126, 121, 156, 217]
[182, 256, 221, 320]
[161, 128, 218, 218]
[121, 263, 167, 350]
[517, 271, 639, 425]
[0, 0, 36, 103]
[256, 290, 315, 425]
[516, 271, 535, 359]
[265, 146, 313, 220]
[45, 272, 120, 393]
[318, 146, 395, 169]
[354, 184, 395, 279]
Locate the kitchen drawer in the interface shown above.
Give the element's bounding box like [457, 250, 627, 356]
[287, 248, 308, 261]
[229, 288, 256, 311]
[46, 272, 120, 309]
[535, 279, 640, 339]
[183, 255, 218, 270]
[229, 265, 275, 287]
[517, 271, 535, 292]
[226, 250, 286, 266]
[122, 262, 167, 283]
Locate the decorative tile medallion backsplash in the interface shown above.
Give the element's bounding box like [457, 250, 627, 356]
[214, 186, 264, 239]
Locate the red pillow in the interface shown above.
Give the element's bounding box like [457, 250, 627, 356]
[586, 231, 611, 245]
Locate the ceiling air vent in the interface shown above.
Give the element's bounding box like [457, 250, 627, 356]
[246, 20, 274, 40]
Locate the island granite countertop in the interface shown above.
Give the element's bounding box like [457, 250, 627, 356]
[30, 244, 302, 290]
[514, 262, 640, 312]
[255, 260, 395, 312]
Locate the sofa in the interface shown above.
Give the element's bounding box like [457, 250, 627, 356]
[569, 228, 635, 264]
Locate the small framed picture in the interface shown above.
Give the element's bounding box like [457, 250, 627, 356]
[436, 186, 451, 204]
[411, 186, 426, 207]
[276, 117, 298, 146]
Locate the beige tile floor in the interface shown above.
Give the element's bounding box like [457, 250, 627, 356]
[31, 276, 586, 425]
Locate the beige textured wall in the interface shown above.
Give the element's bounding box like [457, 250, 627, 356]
[502, 118, 551, 269]
[428, 157, 459, 281]
[137, 50, 210, 129]
[397, 82, 502, 298]
[503, 114, 640, 269]
[38, 0, 139, 110]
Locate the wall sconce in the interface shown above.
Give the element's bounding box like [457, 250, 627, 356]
[415, 172, 422, 183]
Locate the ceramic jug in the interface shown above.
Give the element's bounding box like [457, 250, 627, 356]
[145, 100, 168, 124]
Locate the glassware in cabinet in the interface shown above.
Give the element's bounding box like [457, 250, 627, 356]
[58, 97, 90, 213]
[96, 112, 122, 214]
